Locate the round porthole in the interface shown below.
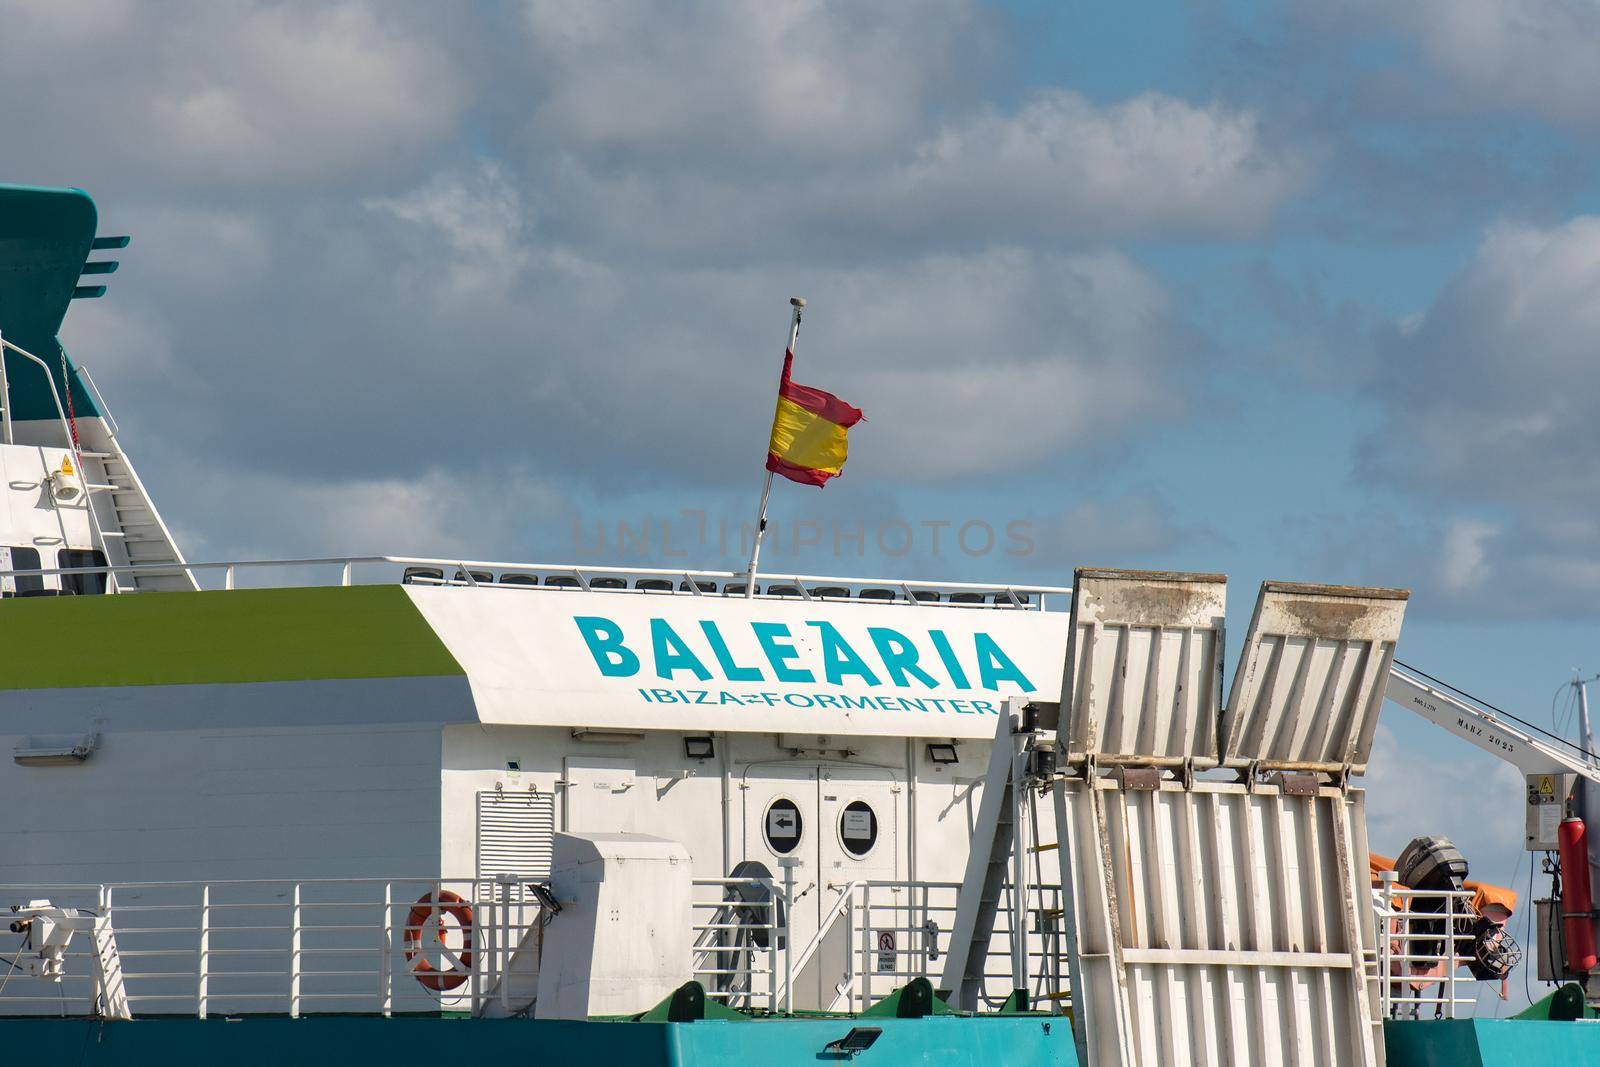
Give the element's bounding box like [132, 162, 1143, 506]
[838, 800, 878, 858]
[764, 798, 803, 855]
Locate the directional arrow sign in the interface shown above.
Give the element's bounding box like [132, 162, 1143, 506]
[767, 804, 800, 839]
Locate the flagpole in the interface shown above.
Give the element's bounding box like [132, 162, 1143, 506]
[745, 296, 805, 599]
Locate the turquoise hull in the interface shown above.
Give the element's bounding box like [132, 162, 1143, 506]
[1386, 1019, 1600, 1066]
[13, 1014, 1600, 1065]
[0, 1014, 1077, 1066]
[14, 1014, 1600, 1064]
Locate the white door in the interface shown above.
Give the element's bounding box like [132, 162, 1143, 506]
[564, 756, 638, 833]
[739, 762, 903, 1009]
[740, 763, 819, 911]
[816, 765, 901, 888]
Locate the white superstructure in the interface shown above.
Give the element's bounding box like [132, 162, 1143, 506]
[0, 553, 1077, 1013]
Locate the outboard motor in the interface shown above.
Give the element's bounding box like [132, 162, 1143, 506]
[1392, 836, 1521, 983]
[1396, 836, 1469, 961]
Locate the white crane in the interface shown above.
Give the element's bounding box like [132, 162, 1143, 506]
[1385, 662, 1600, 787]
[1387, 662, 1600, 997]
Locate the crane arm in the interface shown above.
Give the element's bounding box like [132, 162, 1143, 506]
[1385, 664, 1600, 786]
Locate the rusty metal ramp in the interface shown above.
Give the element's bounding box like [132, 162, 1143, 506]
[1220, 582, 1407, 775]
[1054, 571, 1406, 1067]
[1057, 568, 1227, 769]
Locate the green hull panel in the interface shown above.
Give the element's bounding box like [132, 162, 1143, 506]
[0, 586, 464, 689]
[0, 1014, 1076, 1066]
[1386, 1018, 1600, 1066]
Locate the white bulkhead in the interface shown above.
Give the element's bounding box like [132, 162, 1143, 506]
[0, 442, 110, 595]
[423, 584, 1073, 999]
[0, 577, 1072, 1012]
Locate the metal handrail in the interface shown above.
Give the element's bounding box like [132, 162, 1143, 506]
[0, 554, 1071, 608]
[770, 879, 1069, 1015]
[1372, 882, 1487, 1020]
[76, 365, 119, 435]
[775, 879, 868, 1008]
[0, 876, 554, 1020]
[689, 876, 786, 1011]
[3, 874, 1064, 1020]
[0, 336, 116, 572]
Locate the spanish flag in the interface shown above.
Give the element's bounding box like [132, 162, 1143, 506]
[765, 348, 863, 486]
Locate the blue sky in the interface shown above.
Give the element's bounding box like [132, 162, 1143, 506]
[2, 0, 1597, 1008]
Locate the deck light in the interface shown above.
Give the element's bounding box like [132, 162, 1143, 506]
[925, 742, 959, 765]
[530, 882, 563, 916]
[570, 728, 644, 743]
[823, 1027, 882, 1056]
[12, 733, 97, 766]
[684, 736, 715, 760]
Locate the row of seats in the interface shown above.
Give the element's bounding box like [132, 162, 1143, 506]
[400, 567, 1031, 604]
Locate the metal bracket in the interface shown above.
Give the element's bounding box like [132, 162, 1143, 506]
[1179, 757, 1197, 792]
[1115, 766, 1161, 791]
[1271, 771, 1320, 797]
[1242, 759, 1262, 793]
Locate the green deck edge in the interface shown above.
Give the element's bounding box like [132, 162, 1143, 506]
[0, 585, 464, 689]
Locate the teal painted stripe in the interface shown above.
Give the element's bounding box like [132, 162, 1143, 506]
[0, 1014, 1077, 1067]
[1385, 1018, 1600, 1067]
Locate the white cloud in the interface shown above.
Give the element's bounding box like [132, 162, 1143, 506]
[535, 87, 1308, 254]
[1279, 507, 1600, 620]
[0, 1, 472, 188]
[1369, 0, 1600, 127]
[883, 90, 1308, 238]
[521, 0, 990, 162]
[0, 3, 1297, 564]
[1437, 519, 1498, 594]
[1014, 493, 1222, 572]
[511, 2, 1305, 250]
[1241, 212, 1600, 617]
[1364, 217, 1600, 498]
[832, 248, 1192, 477]
[157, 6, 462, 181]
[367, 161, 537, 300]
[59, 300, 179, 384]
[1365, 722, 1525, 868]
[61, 188, 1200, 555]
[172, 464, 570, 563]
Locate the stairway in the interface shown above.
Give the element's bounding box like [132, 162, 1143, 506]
[939, 706, 1029, 1011]
[81, 431, 194, 592]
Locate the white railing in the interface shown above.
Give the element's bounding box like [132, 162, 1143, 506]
[0, 335, 120, 569]
[838, 880, 1068, 1013]
[0, 554, 1069, 609]
[0, 878, 550, 1018]
[698, 878, 1071, 1016]
[1371, 879, 1490, 1020]
[1, 875, 1063, 1020]
[691, 876, 785, 1011]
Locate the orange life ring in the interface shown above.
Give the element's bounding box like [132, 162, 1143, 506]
[403, 890, 475, 992]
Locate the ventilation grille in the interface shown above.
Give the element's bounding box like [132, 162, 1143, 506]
[476, 789, 556, 880]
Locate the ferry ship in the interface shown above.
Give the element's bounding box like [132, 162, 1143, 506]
[0, 184, 1596, 1066]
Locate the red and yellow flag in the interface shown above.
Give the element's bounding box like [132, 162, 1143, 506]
[765, 349, 863, 486]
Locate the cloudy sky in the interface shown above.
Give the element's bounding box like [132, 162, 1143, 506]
[5, 0, 1599, 998]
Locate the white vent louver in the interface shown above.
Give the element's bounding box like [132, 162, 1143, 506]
[475, 790, 556, 881]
